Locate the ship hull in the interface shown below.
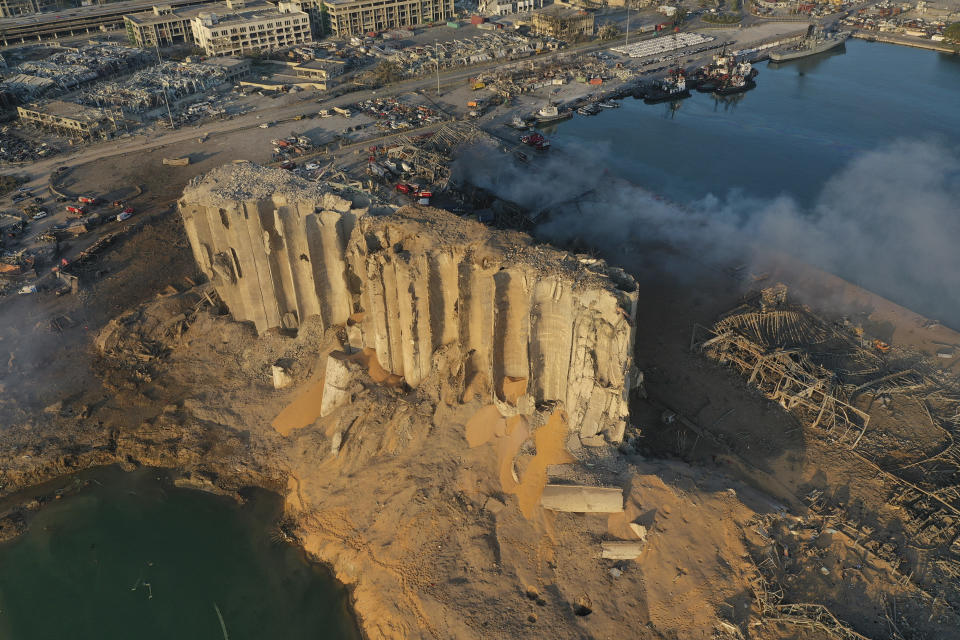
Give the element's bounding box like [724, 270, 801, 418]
[536, 112, 573, 124]
[714, 79, 756, 96]
[769, 36, 847, 62]
[644, 89, 691, 104]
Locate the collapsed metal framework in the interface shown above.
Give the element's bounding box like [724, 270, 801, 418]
[386, 123, 485, 190]
[692, 325, 871, 447]
[747, 551, 874, 640]
[694, 285, 960, 617]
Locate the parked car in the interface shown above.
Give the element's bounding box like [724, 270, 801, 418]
[33, 196, 43, 203]
[32, 211, 47, 220]
[117, 211, 132, 222]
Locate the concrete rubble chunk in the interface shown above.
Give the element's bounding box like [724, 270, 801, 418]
[179, 163, 639, 442]
[484, 496, 506, 514]
[320, 353, 354, 417]
[628, 523, 648, 540]
[271, 364, 292, 389]
[540, 484, 624, 513]
[600, 541, 646, 560]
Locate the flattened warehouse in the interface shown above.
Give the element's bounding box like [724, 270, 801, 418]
[16, 100, 121, 138]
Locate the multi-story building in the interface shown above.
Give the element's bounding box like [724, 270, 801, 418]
[1, 0, 213, 46]
[277, 0, 325, 36]
[124, 0, 312, 53]
[323, 0, 453, 37]
[17, 100, 120, 138]
[190, 0, 311, 56]
[531, 6, 594, 39]
[124, 4, 198, 47]
[478, 0, 541, 17]
[0, 0, 57, 19]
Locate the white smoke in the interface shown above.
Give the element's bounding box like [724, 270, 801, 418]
[454, 139, 960, 326]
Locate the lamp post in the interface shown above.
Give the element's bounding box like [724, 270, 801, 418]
[625, 0, 630, 46]
[435, 40, 441, 96]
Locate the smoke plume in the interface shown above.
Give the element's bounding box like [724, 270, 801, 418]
[454, 139, 960, 326]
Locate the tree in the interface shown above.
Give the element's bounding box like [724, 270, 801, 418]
[597, 24, 620, 39]
[945, 22, 960, 43]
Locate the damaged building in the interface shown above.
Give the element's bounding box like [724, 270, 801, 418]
[178, 163, 640, 443]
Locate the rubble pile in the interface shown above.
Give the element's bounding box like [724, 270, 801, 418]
[351, 97, 442, 132]
[841, 2, 952, 41]
[13, 43, 151, 91]
[474, 51, 622, 97]
[372, 32, 556, 80]
[78, 61, 228, 113]
[0, 128, 56, 163]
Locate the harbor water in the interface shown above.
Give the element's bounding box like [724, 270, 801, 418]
[551, 39, 960, 206]
[536, 39, 960, 326]
[0, 468, 360, 640]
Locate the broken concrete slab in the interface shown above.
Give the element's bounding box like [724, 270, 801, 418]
[320, 353, 354, 417]
[271, 364, 292, 389]
[600, 541, 646, 560]
[540, 484, 624, 513]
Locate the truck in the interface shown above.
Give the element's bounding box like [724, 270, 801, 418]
[66, 205, 88, 216]
[77, 195, 99, 205]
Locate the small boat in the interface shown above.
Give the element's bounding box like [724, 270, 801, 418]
[577, 104, 601, 116]
[598, 100, 620, 109]
[535, 104, 573, 124]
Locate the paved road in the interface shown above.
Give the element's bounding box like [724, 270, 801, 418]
[11, 38, 629, 192]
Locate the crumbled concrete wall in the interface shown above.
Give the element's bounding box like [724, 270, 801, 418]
[179, 163, 639, 442]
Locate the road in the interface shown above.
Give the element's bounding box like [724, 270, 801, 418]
[10, 37, 628, 193]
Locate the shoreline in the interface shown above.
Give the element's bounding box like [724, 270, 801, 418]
[0, 463, 366, 640]
[853, 30, 959, 54]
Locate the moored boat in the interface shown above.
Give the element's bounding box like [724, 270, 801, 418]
[535, 104, 573, 124]
[769, 25, 849, 62]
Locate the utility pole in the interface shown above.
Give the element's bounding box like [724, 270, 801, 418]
[626, 0, 630, 46]
[154, 39, 176, 129]
[435, 40, 441, 96]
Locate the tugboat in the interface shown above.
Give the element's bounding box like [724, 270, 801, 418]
[535, 104, 573, 124]
[643, 69, 691, 104]
[714, 73, 756, 96]
[520, 132, 550, 151]
[696, 52, 758, 93]
[769, 25, 849, 62]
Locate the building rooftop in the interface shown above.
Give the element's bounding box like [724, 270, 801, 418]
[1, 74, 55, 90]
[124, 0, 274, 25]
[294, 57, 347, 69]
[202, 55, 250, 67]
[0, 0, 208, 29]
[191, 3, 306, 27]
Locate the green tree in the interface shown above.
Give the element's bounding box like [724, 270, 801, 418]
[597, 24, 620, 39]
[945, 22, 960, 43]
